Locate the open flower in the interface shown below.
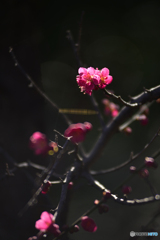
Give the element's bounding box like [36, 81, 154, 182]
[64, 122, 92, 144]
[35, 211, 61, 237]
[76, 67, 112, 95]
[81, 216, 97, 232]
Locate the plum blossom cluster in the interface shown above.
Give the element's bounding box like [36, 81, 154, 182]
[76, 67, 113, 95]
[29, 132, 58, 155]
[64, 122, 92, 143]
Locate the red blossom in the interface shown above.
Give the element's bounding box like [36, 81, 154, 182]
[29, 132, 50, 155]
[81, 216, 97, 232]
[64, 122, 92, 144]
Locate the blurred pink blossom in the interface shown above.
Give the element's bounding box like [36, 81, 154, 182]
[81, 216, 97, 232]
[64, 122, 92, 143]
[29, 132, 51, 155]
[35, 211, 61, 237]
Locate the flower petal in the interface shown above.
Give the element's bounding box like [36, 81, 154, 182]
[87, 67, 95, 75]
[78, 67, 87, 75]
[35, 219, 48, 231]
[105, 75, 113, 85]
[101, 68, 109, 77]
[40, 211, 53, 224]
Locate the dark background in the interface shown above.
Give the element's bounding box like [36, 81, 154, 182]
[0, 0, 160, 239]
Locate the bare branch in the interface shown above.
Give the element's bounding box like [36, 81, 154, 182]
[9, 47, 72, 126]
[84, 85, 160, 168]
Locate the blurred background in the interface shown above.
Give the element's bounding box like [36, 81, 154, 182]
[0, 0, 160, 239]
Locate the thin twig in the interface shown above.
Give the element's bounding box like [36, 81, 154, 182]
[84, 85, 160, 168]
[9, 47, 72, 126]
[103, 88, 140, 108]
[90, 125, 160, 175]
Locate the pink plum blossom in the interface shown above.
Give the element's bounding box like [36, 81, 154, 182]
[98, 67, 113, 89]
[35, 211, 61, 237]
[29, 132, 51, 155]
[76, 67, 112, 95]
[81, 216, 97, 232]
[64, 122, 92, 144]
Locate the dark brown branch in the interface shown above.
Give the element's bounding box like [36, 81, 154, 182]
[90, 125, 160, 175]
[84, 85, 160, 168]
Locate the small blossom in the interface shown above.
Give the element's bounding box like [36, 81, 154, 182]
[123, 127, 132, 135]
[35, 211, 61, 237]
[94, 199, 100, 205]
[29, 132, 50, 155]
[64, 122, 92, 144]
[68, 182, 74, 190]
[129, 166, 137, 173]
[139, 168, 149, 178]
[122, 185, 132, 195]
[145, 157, 157, 168]
[81, 216, 97, 232]
[136, 114, 148, 126]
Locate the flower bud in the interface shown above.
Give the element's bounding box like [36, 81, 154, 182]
[129, 166, 137, 173]
[81, 216, 97, 232]
[41, 181, 51, 194]
[122, 185, 132, 195]
[139, 168, 149, 178]
[145, 157, 158, 168]
[69, 225, 79, 233]
[102, 190, 111, 201]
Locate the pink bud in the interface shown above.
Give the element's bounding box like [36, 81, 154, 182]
[139, 168, 149, 178]
[69, 225, 80, 233]
[41, 181, 51, 194]
[123, 127, 132, 135]
[129, 166, 137, 173]
[68, 182, 74, 190]
[94, 199, 100, 205]
[122, 185, 132, 195]
[81, 216, 97, 232]
[145, 157, 157, 168]
[136, 114, 148, 126]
